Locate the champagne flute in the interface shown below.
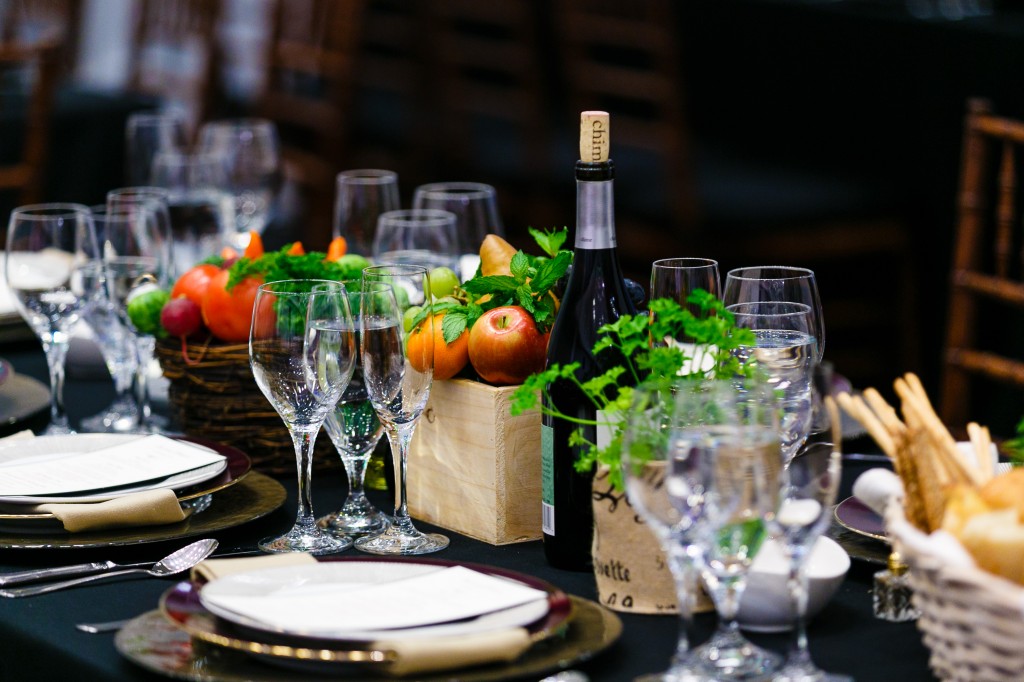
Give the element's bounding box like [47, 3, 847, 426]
[5, 203, 102, 434]
[125, 111, 187, 185]
[771, 441, 850, 682]
[411, 182, 503, 280]
[318, 284, 390, 536]
[372, 209, 461, 273]
[333, 169, 401, 256]
[355, 264, 449, 555]
[729, 301, 817, 465]
[680, 379, 783, 680]
[250, 279, 356, 554]
[621, 378, 712, 682]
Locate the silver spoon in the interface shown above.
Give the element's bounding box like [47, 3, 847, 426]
[0, 538, 218, 598]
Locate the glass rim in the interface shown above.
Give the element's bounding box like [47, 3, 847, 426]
[362, 263, 429, 278]
[377, 208, 457, 227]
[256, 278, 347, 295]
[413, 181, 496, 200]
[107, 186, 171, 202]
[727, 301, 814, 318]
[9, 203, 91, 219]
[336, 169, 398, 185]
[725, 265, 815, 281]
[652, 257, 719, 270]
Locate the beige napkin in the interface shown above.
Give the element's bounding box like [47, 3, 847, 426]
[192, 551, 317, 583]
[33, 488, 190, 533]
[379, 627, 534, 677]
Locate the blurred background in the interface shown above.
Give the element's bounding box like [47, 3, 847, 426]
[1, 0, 1022, 433]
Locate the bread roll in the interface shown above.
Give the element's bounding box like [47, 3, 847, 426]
[980, 468, 1024, 522]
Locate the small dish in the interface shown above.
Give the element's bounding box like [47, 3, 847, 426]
[738, 536, 850, 633]
[834, 496, 887, 542]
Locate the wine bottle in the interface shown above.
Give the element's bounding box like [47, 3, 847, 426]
[542, 111, 639, 571]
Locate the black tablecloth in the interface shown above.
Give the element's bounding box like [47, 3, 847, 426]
[0, 340, 936, 681]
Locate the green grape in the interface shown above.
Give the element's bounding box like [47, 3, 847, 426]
[403, 305, 423, 332]
[429, 267, 460, 298]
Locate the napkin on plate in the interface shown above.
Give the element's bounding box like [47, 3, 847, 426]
[32, 488, 191, 533]
[852, 468, 904, 516]
[377, 627, 534, 677]
[192, 552, 318, 583]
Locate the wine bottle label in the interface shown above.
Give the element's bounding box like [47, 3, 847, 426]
[575, 180, 616, 250]
[541, 423, 555, 535]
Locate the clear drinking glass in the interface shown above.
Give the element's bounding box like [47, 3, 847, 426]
[318, 284, 390, 536]
[728, 301, 817, 465]
[771, 442, 851, 682]
[372, 209, 460, 273]
[411, 182, 503, 280]
[250, 279, 356, 554]
[125, 112, 188, 185]
[679, 380, 784, 681]
[620, 379, 712, 682]
[105, 188, 174, 433]
[650, 258, 721, 372]
[197, 118, 281, 245]
[333, 169, 401, 256]
[5, 204, 102, 434]
[355, 265, 449, 555]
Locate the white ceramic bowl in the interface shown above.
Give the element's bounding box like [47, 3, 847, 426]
[737, 535, 850, 633]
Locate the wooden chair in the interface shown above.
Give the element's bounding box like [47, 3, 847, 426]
[256, 0, 365, 248]
[940, 98, 1024, 435]
[554, 0, 919, 390]
[126, 0, 223, 136]
[0, 41, 58, 210]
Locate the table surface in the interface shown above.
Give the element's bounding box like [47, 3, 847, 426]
[0, 337, 937, 682]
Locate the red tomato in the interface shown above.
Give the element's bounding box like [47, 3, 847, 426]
[170, 264, 220, 306]
[200, 269, 265, 343]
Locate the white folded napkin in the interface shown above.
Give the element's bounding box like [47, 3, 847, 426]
[192, 552, 317, 583]
[853, 468, 904, 516]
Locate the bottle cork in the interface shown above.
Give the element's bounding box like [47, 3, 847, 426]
[579, 111, 610, 163]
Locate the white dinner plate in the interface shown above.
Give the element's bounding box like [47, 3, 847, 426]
[199, 561, 552, 642]
[0, 434, 227, 504]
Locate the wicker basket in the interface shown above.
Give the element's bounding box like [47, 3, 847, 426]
[155, 337, 340, 475]
[886, 502, 1024, 682]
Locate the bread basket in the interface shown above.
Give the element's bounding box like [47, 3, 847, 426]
[885, 501, 1024, 682]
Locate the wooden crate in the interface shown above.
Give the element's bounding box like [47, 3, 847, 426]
[408, 378, 541, 545]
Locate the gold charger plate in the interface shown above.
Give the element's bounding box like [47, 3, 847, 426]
[0, 471, 285, 549]
[117, 596, 621, 682]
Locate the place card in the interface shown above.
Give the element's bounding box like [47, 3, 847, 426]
[0, 435, 226, 496]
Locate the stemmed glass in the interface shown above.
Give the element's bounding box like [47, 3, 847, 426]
[355, 264, 449, 555]
[679, 379, 784, 680]
[125, 112, 187, 185]
[250, 279, 356, 554]
[105, 189, 174, 434]
[372, 209, 460, 273]
[5, 204, 102, 434]
[412, 182, 503, 280]
[728, 301, 817, 465]
[620, 378, 711, 682]
[198, 118, 281, 247]
[771, 441, 850, 682]
[333, 169, 401, 256]
[318, 283, 390, 536]
[650, 258, 721, 374]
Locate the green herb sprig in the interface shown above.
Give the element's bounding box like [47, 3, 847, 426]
[510, 290, 756, 491]
[226, 245, 370, 290]
[1003, 417, 1024, 467]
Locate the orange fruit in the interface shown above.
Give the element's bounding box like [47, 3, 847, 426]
[406, 312, 469, 380]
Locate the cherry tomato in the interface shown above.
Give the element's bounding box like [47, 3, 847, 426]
[170, 264, 220, 306]
[200, 269, 264, 343]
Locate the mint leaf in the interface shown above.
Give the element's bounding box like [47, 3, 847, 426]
[463, 275, 520, 295]
[529, 227, 568, 258]
[441, 310, 468, 343]
[531, 251, 571, 291]
[510, 251, 529, 279]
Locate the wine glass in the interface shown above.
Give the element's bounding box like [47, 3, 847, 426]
[5, 204, 102, 434]
[250, 279, 356, 554]
[728, 301, 817, 465]
[771, 441, 850, 682]
[650, 258, 721, 373]
[125, 111, 188, 185]
[149, 150, 236, 272]
[680, 379, 784, 680]
[411, 182, 503, 280]
[355, 264, 449, 555]
[317, 283, 390, 536]
[372, 209, 460, 273]
[333, 169, 401, 256]
[105, 188, 174, 433]
[197, 118, 281, 246]
[620, 378, 712, 682]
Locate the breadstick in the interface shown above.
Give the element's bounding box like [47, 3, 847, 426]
[862, 388, 907, 440]
[836, 392, 895, 457]
[825, 395, 842, 453]
[967, 422, 995, 483]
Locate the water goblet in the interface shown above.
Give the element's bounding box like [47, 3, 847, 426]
[317, 285, 390, 536]
[372, 209, 460, 273]
[650, 258, 721, 373]
[333, 169, 401, 256]
[682, 379, 784, 680]
[125, 111, 187, 185]
[412, 182, 503, 280]
[5, 203, 102, 434]
[729, 301, 817, 465]
[771, 441, 851, 682]
[250, 279, 356, 554]
[355, 264, 449, 555]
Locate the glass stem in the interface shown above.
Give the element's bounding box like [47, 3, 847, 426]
[42, 337, 70, 429]
[134, 336, 156, 421]
[385, 421, 415, 532]
[786, 558, 813, 667]
[290, 426, 320, 532]
[342, 454, 370, 504]
[666, 541, 696, 663]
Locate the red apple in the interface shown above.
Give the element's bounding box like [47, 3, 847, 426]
[468, 306, 550, 385]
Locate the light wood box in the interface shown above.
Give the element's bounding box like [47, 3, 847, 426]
[408, 378, 541, 545]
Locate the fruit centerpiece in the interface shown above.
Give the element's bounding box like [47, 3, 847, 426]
[131, 232, 370, 473]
